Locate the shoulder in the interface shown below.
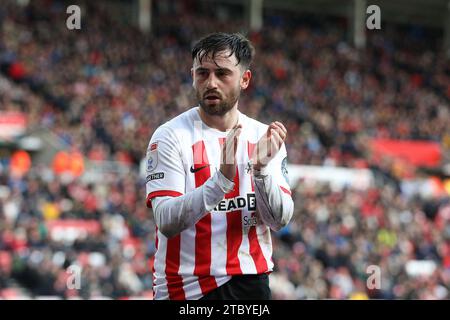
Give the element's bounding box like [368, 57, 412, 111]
[150, 107, 196, 144]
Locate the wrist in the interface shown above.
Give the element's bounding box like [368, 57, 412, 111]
[250, 159, 263, 171]
[249, 161, 268, 177]
[216, 169, 235, 193]
[253, 164, 263, 171]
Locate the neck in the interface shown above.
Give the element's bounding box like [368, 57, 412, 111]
[198, 103, 239, 132]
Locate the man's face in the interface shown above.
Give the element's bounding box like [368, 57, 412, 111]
[192, 50, 251, 116]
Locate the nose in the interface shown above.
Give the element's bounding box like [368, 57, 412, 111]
[205, 73, 218, 90]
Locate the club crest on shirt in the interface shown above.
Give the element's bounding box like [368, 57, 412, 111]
[147, 142, 158, 173]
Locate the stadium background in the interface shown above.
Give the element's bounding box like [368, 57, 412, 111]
[0, 0, 449, 299]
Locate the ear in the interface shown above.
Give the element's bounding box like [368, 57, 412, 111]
[191, 68, 194, 87]
[240, 69, 252, 90]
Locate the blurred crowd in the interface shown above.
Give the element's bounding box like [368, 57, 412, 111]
[0, 0, 449, 299]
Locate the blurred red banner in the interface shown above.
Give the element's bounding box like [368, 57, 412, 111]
[370, 139, 441, 167]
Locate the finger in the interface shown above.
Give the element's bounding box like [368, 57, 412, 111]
[274, 121, 287, 133]
[271, 129, 282, 145]
[272, 125, 286, 141]
[268, 123, 286, 140]
[269, 126, 284, 142]
[275, 122, 287, 135]
[234, 128, 242, 154]
[225, 127, 240, 148]
[232, 124, 242, 133]
[224, 140, 235, 165]
[270, 129, 283, 149]
[269, 123, 278, 132]
[223, 128, 241, 165]
[228, 128, 241, 148]
[272, 122, 287, 140]
[268, 129, 281, 157]
[267, 125, 272, 138]
[228, 125, 242, 141]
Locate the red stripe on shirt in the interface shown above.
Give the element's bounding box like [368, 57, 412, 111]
[247, 141, 268, 273]
[146, 190, 183, 208]
[225, 166, 243, 274]
[248, 224, 268, 273]
[165, 234, 185, 300]
[192, 141, 217, 295]
[218, 138, 243, 274]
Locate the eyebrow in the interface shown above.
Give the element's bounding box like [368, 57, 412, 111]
[194, 67, 233, 73]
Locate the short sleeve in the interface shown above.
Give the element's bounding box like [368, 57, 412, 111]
[145, 126, 185, 207]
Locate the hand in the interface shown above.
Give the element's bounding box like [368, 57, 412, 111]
[220, 124, 242, 181]
[252, 121, 287, 171]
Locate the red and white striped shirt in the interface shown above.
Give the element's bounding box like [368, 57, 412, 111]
[145, 106, 293, 300]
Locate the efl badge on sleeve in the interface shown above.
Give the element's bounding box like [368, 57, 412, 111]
[281, 156, 289, 184]
[147, 142, 158, 173]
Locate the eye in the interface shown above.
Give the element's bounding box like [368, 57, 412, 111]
[196, 69, 208, 77]
[216, 70, 228, 77]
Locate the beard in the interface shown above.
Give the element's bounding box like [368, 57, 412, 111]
[197, 86, 240, 116]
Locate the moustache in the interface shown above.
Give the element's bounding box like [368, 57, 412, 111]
[203, 91, 222, 99]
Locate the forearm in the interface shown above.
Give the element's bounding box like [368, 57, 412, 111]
[151, 170, 234, 238]
[253, 166, 294, 231]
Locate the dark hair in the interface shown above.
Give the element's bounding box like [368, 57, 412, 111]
[191, 32, 255, 69]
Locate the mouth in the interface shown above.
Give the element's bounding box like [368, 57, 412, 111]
[204, 94, 221, 103]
